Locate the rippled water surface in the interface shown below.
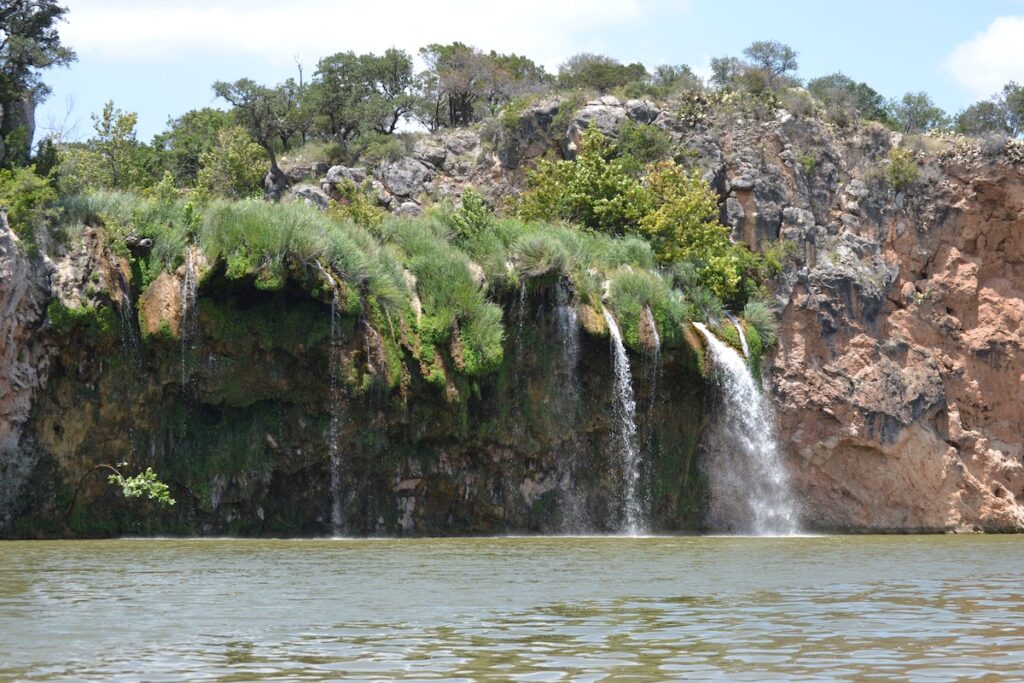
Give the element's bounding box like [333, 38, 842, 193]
[1, 535, 1023, 681]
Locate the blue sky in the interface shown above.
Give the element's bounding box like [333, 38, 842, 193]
[38, 0, 1024, 142]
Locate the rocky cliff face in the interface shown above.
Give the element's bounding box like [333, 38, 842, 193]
[2, 95, 1023, 535]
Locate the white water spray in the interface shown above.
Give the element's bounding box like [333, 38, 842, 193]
[603, 309, 645, 535]
[694, 323, 800, 535]
[554, 281, 588, 532]
[180, 248, 198, 392]
[724, 312, 749, 358]
[316, 262, 345, 536]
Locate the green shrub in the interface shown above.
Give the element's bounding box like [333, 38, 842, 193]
[327, 178, 388, 230]
[195, 126, 267, 200]
[0, 165, 59, 249]
[615, 119, 673, 174]
[517, 124, 653, 234]
[885, 148, 919, 191]
[742, 299, 778, 348]
[448, 187, 494, 241]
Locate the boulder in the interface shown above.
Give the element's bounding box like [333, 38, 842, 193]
[376, 157, 432, 199]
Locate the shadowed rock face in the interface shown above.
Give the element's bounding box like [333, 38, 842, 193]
[0, 251, 705, 537]
[3, 96, 1024, 535]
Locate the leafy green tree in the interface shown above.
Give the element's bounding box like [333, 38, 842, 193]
[955, 100, 1010, 136]
[60, 101, 159, 191]
[889, 91, 948, 133]
[307, 52, 370, 142]
[363, 48, 417, 133]
[0, 164, 58, 248]
[0, 0, 76, 166]
[517, 125, 652, 234]
[652, 64, 702, 93]
[639, 161, 751, 301]
[709, 56, 743, 90]
[558, 53, 648, 92]
[1001, 81, 1024, 136]
[807, 73, 889, 125]
[614, 119, 673, 175]
[195, 125, 266, 199]
[419, 42, 491, 127]
[213, 78, 282, 186]
[154, 107, 233, 185]
[742, 41, 799, 89]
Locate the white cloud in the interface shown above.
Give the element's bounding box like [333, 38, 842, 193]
[61, 0, 687, 72]
[944, 15, 1024, 98]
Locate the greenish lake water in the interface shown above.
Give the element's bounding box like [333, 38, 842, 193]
[1, 535, 1022, 681]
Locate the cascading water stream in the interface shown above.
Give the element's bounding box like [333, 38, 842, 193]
[640, 306, 662, 481]
[316, 262, 345, 536]
[602, 309, 645, 535]
[554, 280, 588, 532]
[724, 312, 749, 358]
[180, 248, 198, 393]
[693, 322, 800, 535]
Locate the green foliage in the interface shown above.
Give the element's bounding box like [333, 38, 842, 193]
[557, 53, 648, 92]
[517, 125, 652, 234]
[639, 161, 755, 303]
[378, 216, 504, 377]
[58, 101, 162, 193]
[154, 107, 233, 185]
[742, 299, 777, 348]
[195, 125, 266, 200]
[889, 92, 948, 133]
[1003, 81, 1024, 137]
[449, 187, 494, 241]
[955, 100, 1010, 136]
[885, 148, 919, 191]
[327, 178, 388, 230]
[607, 269, 689, 350]
[808, 73, 890, 126]
[614, 119, 673, 174]
[108, 467, 175, 506]
[46, 299, 120, 343]
[762, 239, 798, 274]
[0, 164, 58, 247]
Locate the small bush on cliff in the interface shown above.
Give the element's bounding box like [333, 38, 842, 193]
[742, 299, 777, 348]
[517, 125, 652, 234]
[884, 148, 919, 191]
[0, 165, 59, 249]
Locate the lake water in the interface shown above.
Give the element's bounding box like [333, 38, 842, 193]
[1, 535, 1022, 681]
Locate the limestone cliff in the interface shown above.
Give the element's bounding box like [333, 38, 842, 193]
[2, 95, 1023, 535]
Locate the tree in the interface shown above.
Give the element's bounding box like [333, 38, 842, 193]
[0, 0, 76, 166]
[742, 41, 799, 88]
[153, 107, 233, 185]
[955, 100, 1010, 136]
[652, 64, 702, 92]
[87, 100, 157, 190]
[307, 52, 370, 142]
[558, 53, 648, 92]
[363, 48, 417, 134]
[889, 91, 948, 133]
[807, 72, 889, 125]
[419, 42, 492, 127]
[213, 78, 282, 187]
[1001, 81, 1024, 136]
[195, 125, 266, 199]
[709, 56, 743, 90]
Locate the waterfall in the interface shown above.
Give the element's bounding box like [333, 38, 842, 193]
[602, 309, 645, 535]
[693, 323, 800, 535]
[554, 280, 588, 532]
[316, 262, 345, 536]
[180, 248, 198, 393]
[640, 307, 661, 487]
[724, 312, 749, 358]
